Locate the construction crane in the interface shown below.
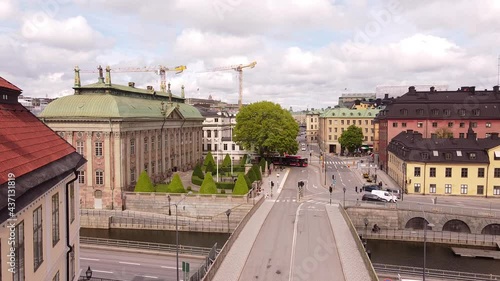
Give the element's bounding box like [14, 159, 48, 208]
[203, 61, 256, 109]
[80, 65, 187, 92]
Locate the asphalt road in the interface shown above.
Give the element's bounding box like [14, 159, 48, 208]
[239, 165, 345, 281]
[80, 248, 203, 281]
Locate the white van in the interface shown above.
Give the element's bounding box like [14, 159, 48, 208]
[371, 190, 398, 202]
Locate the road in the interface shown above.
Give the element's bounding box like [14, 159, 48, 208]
[239, 164, 344, 280]
[80, 248, 203, 281]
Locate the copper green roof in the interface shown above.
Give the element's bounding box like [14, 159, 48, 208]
[320, 108, 380, 118]
[40, 82, 203, 119]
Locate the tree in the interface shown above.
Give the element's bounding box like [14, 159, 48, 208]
[338, 125, 364, 153]
[246, 167, 257, 183]
[192, 164, 204, 179]
[239, 154, 248, 166]
[259, 158, 266, 174]
[233, 101, 299, 156]
[232, 174, 249, 195]
[244, 174, 252, 189]
[205, 161, 215, 174]
[252, 164, 262, 181]
[203, 151, 215, 170]
[435, 127, 453, 138]
[134, 171, 155, 192]
[222, 154, 231, 168]
[167, 174, 186, 193]
[199, 172, 218, 194]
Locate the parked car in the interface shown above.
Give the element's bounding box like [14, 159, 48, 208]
[361, 193, 385, 202]
[362, 184, 381, 192]
[385, 188, 402, 199]
[371, 190, 398, 202]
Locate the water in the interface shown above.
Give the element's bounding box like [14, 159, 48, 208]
[368, 240, 500, 275]
[80, 228, 229, 248]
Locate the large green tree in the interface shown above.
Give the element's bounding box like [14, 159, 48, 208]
[338, 125, 364, 153]
[233, 101, 299, 156]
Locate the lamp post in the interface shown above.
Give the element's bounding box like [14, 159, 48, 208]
[85, 266, 92, 280]
[168, 195, 171, 216]
[172, 197, 186, 281]
[343, 187, 346, 209]
[225, 209, 231, 233]
[364, 218, 369, 238]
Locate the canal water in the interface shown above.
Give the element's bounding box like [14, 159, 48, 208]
[81, 229, 500, 275]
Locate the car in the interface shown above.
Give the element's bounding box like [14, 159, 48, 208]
[301, 146, 306, 151]
[371, 190, 398, 202]
[362, 184, 381, 192]
[361, 193, 385, 202]
[385, 188, 402, 199]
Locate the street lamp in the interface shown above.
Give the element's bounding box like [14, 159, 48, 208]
[168, 195, 172, 216]
[364, 218, 369, 238]
[85, 266, 92, 280]
[343, 187, 346, 209]
[172, 197, 186, 281]
[225, 209, 231, 233]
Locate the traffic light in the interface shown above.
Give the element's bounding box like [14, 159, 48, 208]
[298, 181, 301, 188]
[329, 186, 333, 193]
[332, 175, 335, 180]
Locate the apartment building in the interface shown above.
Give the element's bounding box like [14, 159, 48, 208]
[305, 111, 321, 144]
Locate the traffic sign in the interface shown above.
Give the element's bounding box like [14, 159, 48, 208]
[182, 261, 190, 272]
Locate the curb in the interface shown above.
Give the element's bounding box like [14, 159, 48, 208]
[80, 244, 206, 260]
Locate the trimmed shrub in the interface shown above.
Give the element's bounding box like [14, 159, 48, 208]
[222, 154, 231, 168]
[206, 161, 215, 173]
[220, 189, 226, 194]
[193, 165, 204, 179]
[252, 164, 262, 181]
[204, 151, 215, 168]
[233, 173, 249, 195]
[167, 173, 186, 193]
[156, 183, 169, 193]
[244, 174, 252, 189]
[187, 186, 192, 191]
[134, 171, 155, 192]
[199, 173, 217, 194]
[191, 176, 203, 186]
[233, 166, 245, 173]
[216, 181, 235, 190]
[239, 154, 248, 166]
[246, 167, 256, 183]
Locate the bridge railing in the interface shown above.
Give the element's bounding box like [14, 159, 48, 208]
[345, 200, 500, 218]
[373, 263, 500, 281]
[80, 236, 215, 256]
[358, 228, 499, 246]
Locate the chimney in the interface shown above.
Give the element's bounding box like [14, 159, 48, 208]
[147, 85, 153, 91]
[181, 85, 185, 98]
[466, 123, 477, 140]
[408, 86, 416, 94]
[97, 65, 104, 83]
[494, 85, 499, 92]
[406, 129, 413, 135]
[105, 65, 111, 86]
[74, 66, 81, 87]
[384, 93, 389, 99]
[128, 82, 135, 88]
[430, 86, 435, 92]
[490, 133, 499, 139]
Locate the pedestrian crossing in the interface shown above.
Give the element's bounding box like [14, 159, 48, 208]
[325, 161, 351, 165]
[270, 198, 333, 205]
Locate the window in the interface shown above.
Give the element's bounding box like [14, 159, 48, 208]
[431, 108, 439, 116]
[335, 128, 338, 133]
[458, 108, 466, 116]
[460, 184, 468, 194]
[52, 271, 60, 281]
[473, 109, 480, 116]
[478, 168, 485, 178]
[214, 118, 219, 123]
[158, 160, 162, 173]
[69, 182, 75, 223]
[477, 185, 484, 195]
[33, 206, 43, 270]
[429, 184, 436, 193]
[144, 137, 148, 152]
[445, 167, 452, 177]
[131, 169, 136, 182]
[365, 120, 368, 125]
[400, 109, 408, 116]
[215, 130, 218, 138]
[417, 122, 423, 128]
[494, 186, 500, 195]
[215, 144, 218, 151]
[130, 139, 135, 154]
[495, 168, 500, 178]
[329, 120, 332, 125]
[472, 122, 477, 128]
[392, 122, 398, 128]
[416, 109, 424, 115]
[414, 183, 421, 193]
[445, 184, 452, 194]
[207, 130, 211, 138]
[95, 170, 104, 185]
[13, 221, 24, 281]
[421, 153, 429, 160]
[76, 141, 84, 155]
[95, 142, 103, 156]
[443, 109, 451, 116]
[429, 167, 436, 177]
[347, 120, 350, 125]
[448, 122, 453, 128]
[459, 122, 465, 128]
[402, 122, 407, 128]
[414, 167, 421, 177]
[461, 168, 468, 178]
[232, 144, 236, 150]
[365, 128, 368, 133]
[52, 193, 60, 246]
[329, 135, 332, 140]
[468, 153, 476, 160]
[459, 133, 465, 138]
[432, 122, 437, 128]
[151, 136, 155, 150]
[224, 144, 228, 150]
[341, 120, 344, 125]
[151, 162, 155, 174]
[78, 171, 85, 184]
[445, 153, 452, 160]
[486, 122, 492, 128]
[207, 144, 211, 151]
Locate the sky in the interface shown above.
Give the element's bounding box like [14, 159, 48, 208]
[1, 0, 500, 110]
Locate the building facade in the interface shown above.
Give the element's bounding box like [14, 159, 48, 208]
[305, 111, 320, 143]
[318, 108, 380, 154]
[387, 129, 500, 197]
[39, 66, 204, 210]
[338, 93, 376, 108]
[0, 77, 86, 281]
[376, 86, 500, 171]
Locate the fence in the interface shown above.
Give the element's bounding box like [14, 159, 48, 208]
[80, 237, 215, 256]
[189, 243, 219, 281]
[78, 277, 122, 281]
[373, 263, 500, 281]
[345, 200, 500, 218]
[359, 228, 499, 247]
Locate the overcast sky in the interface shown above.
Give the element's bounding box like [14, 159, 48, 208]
[1, 0, 500, 110]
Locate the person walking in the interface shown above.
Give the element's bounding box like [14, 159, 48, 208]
[355, 186, 358, 193]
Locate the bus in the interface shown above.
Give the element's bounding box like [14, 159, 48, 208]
[270, 155, 308, 167]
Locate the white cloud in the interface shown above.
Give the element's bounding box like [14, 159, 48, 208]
[0, 0, 17, 20]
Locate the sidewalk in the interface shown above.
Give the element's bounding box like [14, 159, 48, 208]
[212, 169, 290, 281]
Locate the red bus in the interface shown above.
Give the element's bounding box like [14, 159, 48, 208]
[271, 155, 308, 167]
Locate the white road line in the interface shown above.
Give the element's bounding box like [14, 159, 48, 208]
[140, 275, 158, 279]
[93, 270, 113, 274]
[276, 200, 280, 202]
[80, 257, 100, 261]
[289, 202, 305, 280]
[292, 199, 296, 202]
[119, 261, 140, 265]
[161, 266, 180, 269]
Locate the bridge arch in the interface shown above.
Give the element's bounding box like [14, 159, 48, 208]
[442, 219, 471, 233]
[404, 217, 432, 230]
[481, 224, 500, 235]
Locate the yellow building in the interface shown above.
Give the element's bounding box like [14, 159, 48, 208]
[305, 111, 321, 144]
[388, 129, 500, 197]
[318, 108, 380, 154]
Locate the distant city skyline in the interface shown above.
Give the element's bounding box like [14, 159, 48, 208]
[1, 0, 499, 110]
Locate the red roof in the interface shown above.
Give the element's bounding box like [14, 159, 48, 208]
[0, 103, 76, 185]
[0, 77, 22, 92]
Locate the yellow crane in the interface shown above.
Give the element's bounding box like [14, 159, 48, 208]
[79, 65, 187, 92]
[203, 61, 256, 109]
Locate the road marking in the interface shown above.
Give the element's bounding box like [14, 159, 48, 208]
[161, 266, 180, 269]
[93, 270, 113, 274]
[292, 199, 296, 202]
[289, 202, 305, 280]
[119, 261, 140, 265]
[276, 200, 280, 202]
[80, 257, 100, 261]
[140, 275, 158, 279]
[313, 185, 317, 189]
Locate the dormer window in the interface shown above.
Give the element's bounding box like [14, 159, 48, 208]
[469, 153, 476, 160]
[416, 109, 424, 115]
[400, 109, 408, 116]
[421, 153, 429, 160]
[443, 109, 451, 116]
[458, 108, 466, 116]
[445, 153, 452, 160]
[431, 109, 439, 116]
[350, 112, 353, 116]
[472, 109, 480, 116]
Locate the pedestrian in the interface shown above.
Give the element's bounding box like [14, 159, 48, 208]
[360, 186, 364, 192]
[355, 186, 358, 193]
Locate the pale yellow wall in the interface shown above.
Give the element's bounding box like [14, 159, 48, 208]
[306, 113, 319, 143]
[0, 174, 80, 281]
[486, 145, 500, 196]
[321, 116, 375, 154]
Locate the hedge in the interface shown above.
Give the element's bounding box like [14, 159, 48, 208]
[216, 182, 235, 190]
[191, 176, 203, 186]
